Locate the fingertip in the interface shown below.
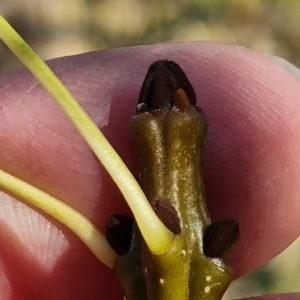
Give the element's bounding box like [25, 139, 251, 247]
[1, 42, 300, 288]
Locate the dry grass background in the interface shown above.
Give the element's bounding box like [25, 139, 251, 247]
[0, 0, 299, 298]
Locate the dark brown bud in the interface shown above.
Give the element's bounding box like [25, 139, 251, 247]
[137, 60, 197, 112]
[150, 199, 181, 235]
[203, 219, 239, 258]
[105, 214, 134, 256]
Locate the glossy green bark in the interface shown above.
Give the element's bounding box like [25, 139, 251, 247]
[112, 60, 237, 300]
[131, 89, 233, 300]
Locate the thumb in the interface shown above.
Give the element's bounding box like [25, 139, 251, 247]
[0, 42, 300, 299]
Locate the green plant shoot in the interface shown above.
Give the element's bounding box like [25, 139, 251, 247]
[0, 15, 239, 300]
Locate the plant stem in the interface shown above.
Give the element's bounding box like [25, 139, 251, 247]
[0, 15, 173, 256]
[0, 168, 116, 268]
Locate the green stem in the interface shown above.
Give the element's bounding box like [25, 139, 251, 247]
[0, 168, 116, 268]
[0, 15, 173, 256]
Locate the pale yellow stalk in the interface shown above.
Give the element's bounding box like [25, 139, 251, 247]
[0, 15, 173, 256]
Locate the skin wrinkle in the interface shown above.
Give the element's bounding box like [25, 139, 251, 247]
[0, 192, 70, 273]
[0, 42, 299, 299]
[0, 82, 103, 215]
[0, 257, 12, 300]
[209, 97, 298, 264]
[24, 80, 40, 96]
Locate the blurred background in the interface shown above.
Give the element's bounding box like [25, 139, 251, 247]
[1, 0, 300, 72]
[0, 0, 299, 298]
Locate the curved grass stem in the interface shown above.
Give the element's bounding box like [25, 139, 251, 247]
[0, 168, 116, 268]
[0, 15, 173, 256]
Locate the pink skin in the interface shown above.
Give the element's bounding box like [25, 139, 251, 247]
[0, 42, 299, 300]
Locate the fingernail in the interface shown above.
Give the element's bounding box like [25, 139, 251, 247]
[265, 54, 300, 82]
